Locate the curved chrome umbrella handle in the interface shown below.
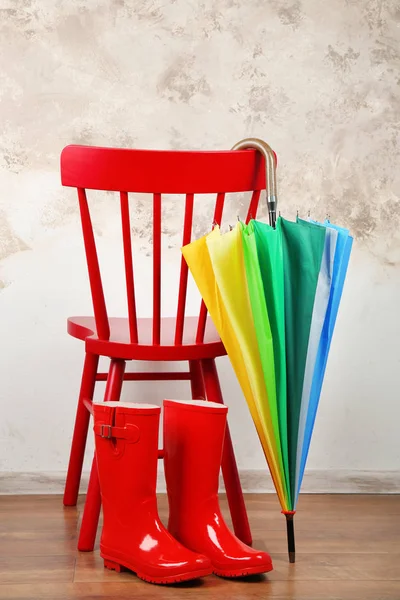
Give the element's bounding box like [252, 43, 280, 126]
[231, 137, 278, 227]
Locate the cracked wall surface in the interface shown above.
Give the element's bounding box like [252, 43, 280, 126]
[0, 0, 399, 479]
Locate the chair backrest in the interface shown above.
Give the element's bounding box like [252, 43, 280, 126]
[60, 145, 269, 346]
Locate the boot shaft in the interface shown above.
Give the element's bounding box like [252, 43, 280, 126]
[94, 402, 160, 509]
[163, 399, 228, 509]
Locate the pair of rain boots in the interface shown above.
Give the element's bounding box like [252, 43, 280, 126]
[93, 398, 273, 584]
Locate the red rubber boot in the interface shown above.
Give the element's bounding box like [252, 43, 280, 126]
[93, 401, 212, 585]
[163, 399, 273, 578]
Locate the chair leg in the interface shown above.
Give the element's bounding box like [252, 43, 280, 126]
[201, 358, 252, 546]
[63, 353, 99, 506]
[77, 358, 126, 552]
[189, 360, 206, 399]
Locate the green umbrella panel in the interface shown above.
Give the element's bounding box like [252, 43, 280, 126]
[279, 217, 326, 501]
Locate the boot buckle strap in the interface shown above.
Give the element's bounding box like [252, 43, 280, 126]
[100, 424, 112, 439]
[95, 423, 140, 443]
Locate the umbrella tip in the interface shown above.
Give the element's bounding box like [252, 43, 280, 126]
[284, 512, 296, 564]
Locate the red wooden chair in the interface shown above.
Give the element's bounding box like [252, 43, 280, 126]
[61, 145, 267, 552]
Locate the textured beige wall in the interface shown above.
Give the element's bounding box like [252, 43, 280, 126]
[0, 1, 399, 481]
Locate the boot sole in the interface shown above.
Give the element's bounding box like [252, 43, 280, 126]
[213, 562, 273, 578]
[102, 554, 212, 585]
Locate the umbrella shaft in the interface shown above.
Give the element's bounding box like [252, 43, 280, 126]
[268, 195, 277, 228]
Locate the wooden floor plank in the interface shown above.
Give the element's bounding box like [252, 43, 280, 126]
[0, 580, 399, 600]
[0, 556, 75, 585]
[269, 553, 400, 581]
[0, 531, 79, 558]
[0, 494, 399, 599]
[252, 525, 400, 555]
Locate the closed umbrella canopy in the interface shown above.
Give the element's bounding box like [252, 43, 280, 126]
[183, 215, 352, 562]
[182, 134, 352, 562]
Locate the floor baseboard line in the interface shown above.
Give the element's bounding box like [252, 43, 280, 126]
[1, 469, 399, 495]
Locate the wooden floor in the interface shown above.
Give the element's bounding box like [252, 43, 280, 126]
[0, 494, 399, 599]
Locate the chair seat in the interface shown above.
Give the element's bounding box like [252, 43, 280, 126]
[67, 316, 226, 361]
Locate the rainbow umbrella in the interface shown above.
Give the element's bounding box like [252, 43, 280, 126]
[182, 143, 352, 562]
